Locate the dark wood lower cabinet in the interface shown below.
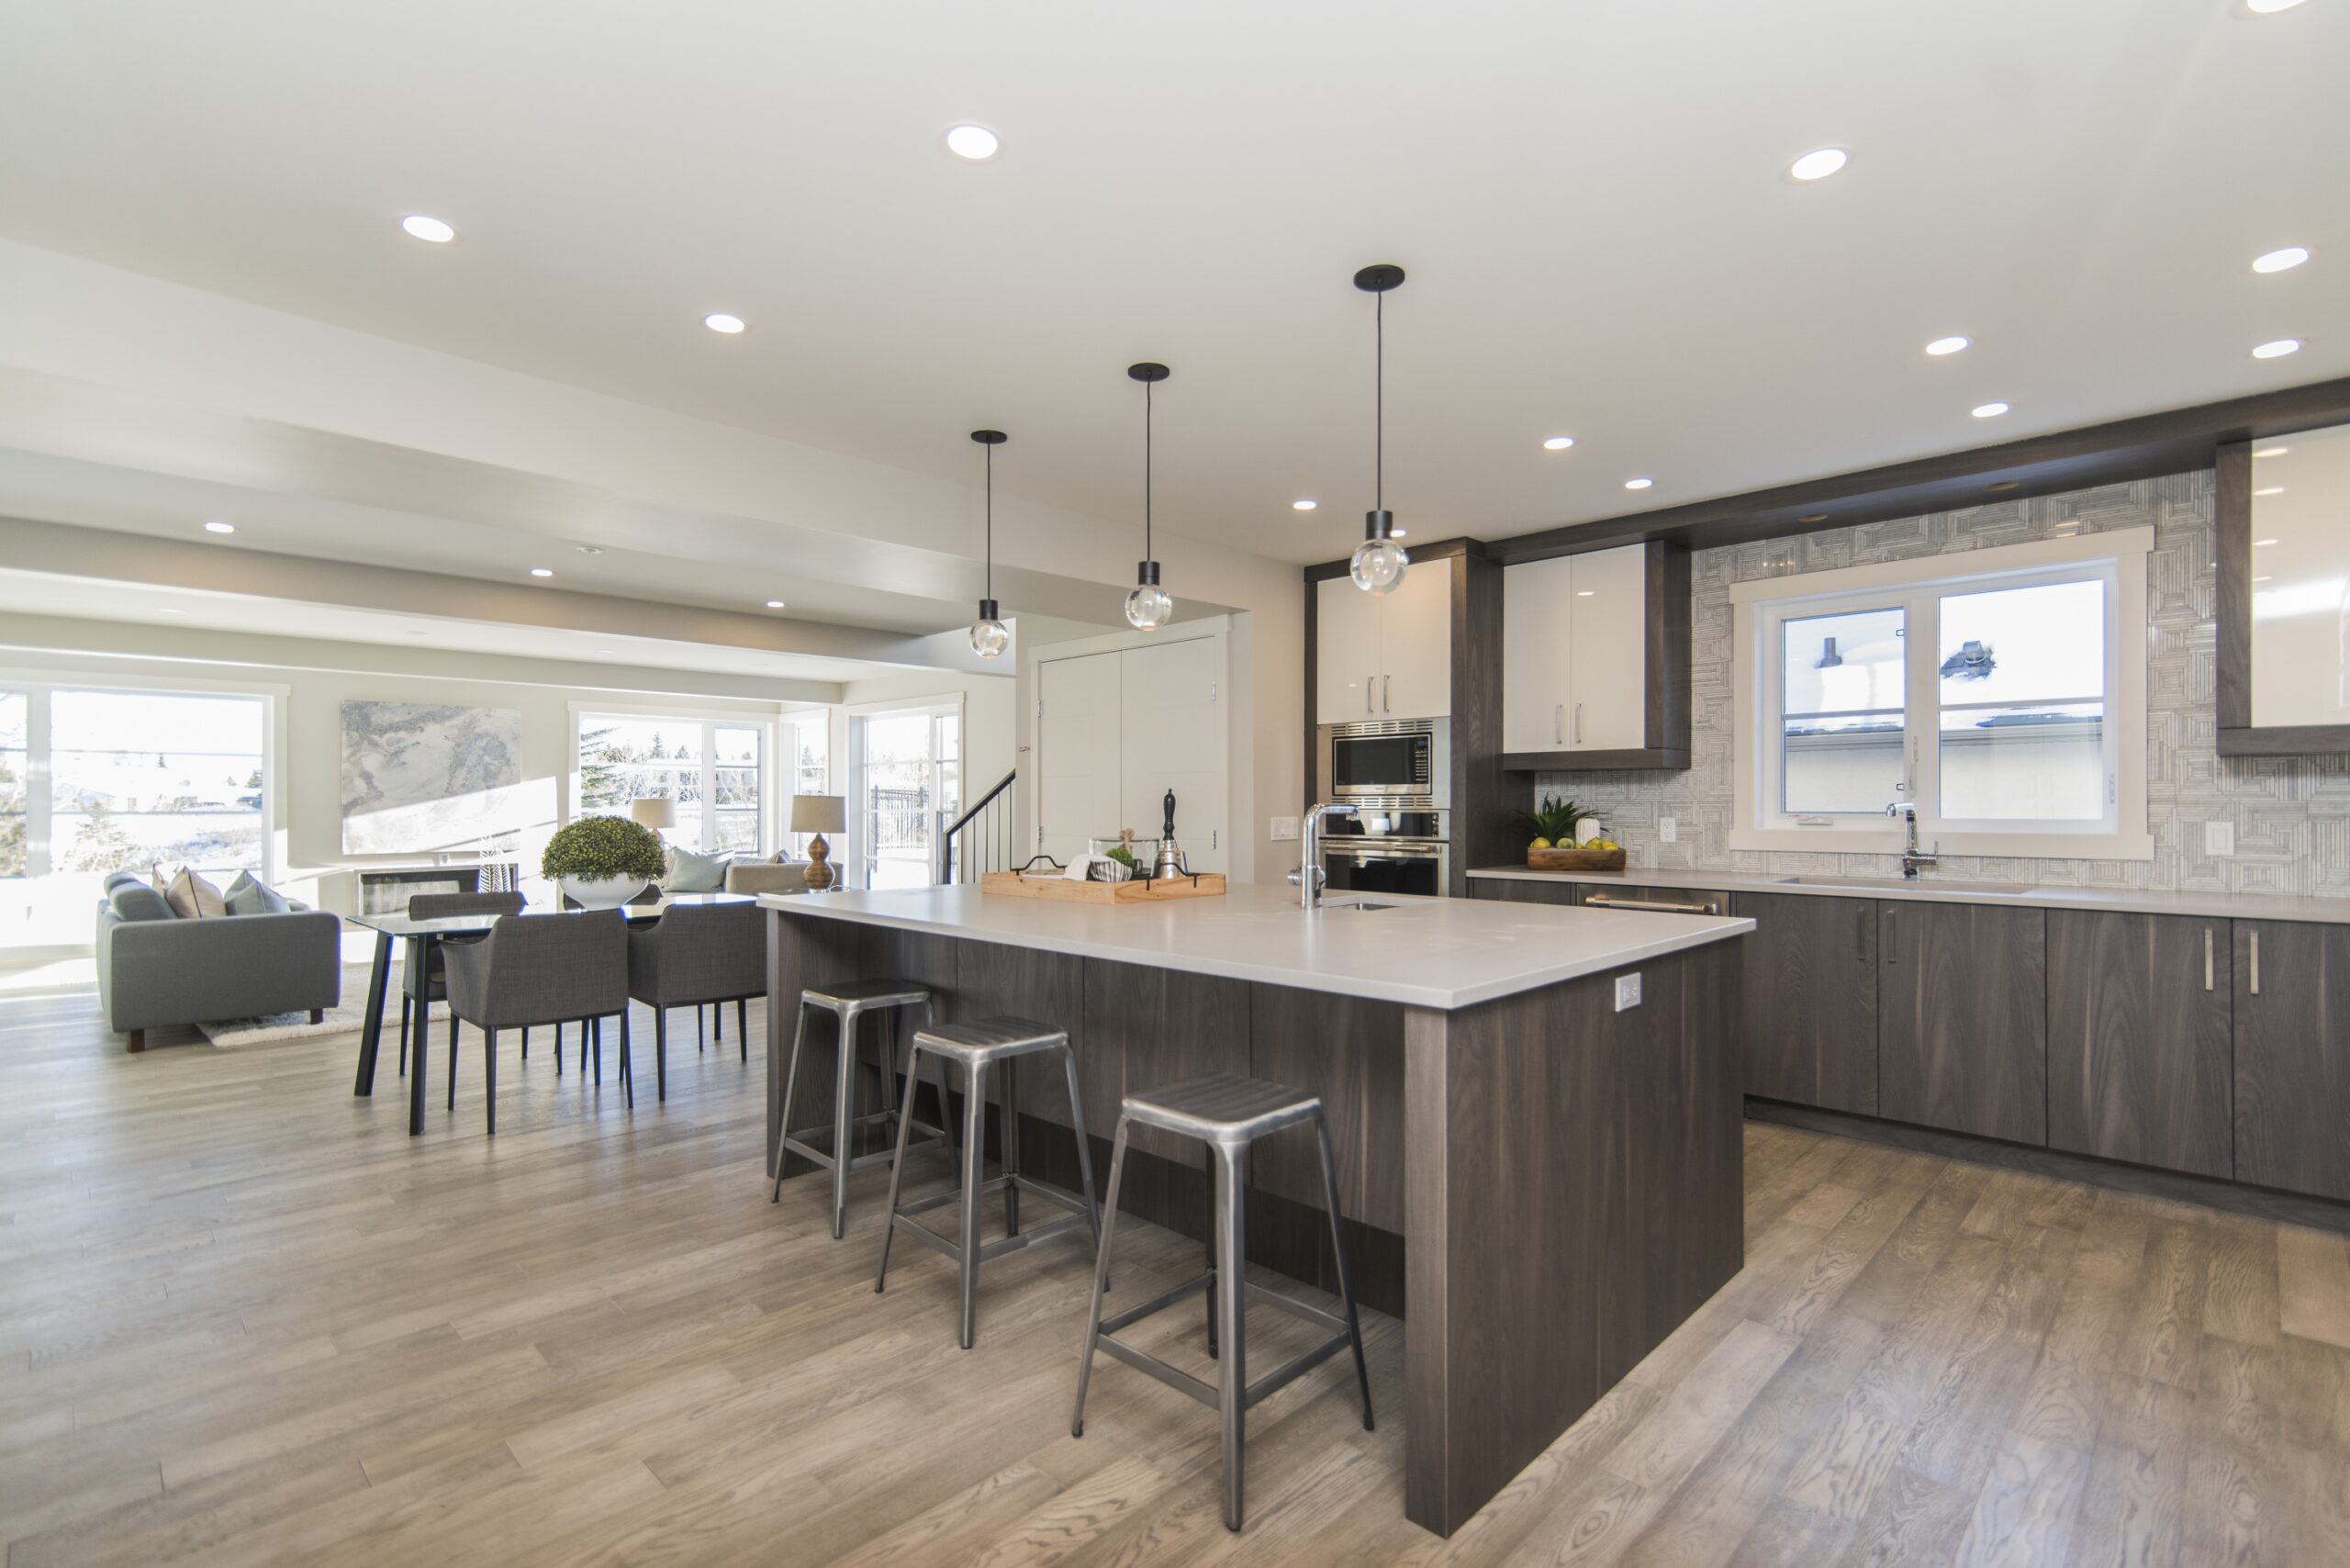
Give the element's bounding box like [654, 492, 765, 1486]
[1471, 878, 1580, 906]
[1732, 890, 1878, 1115]
[1878, 901, 2047, 1145]
[2046, 911, 2232, 1178]
[2234, 919, 2350, 1203]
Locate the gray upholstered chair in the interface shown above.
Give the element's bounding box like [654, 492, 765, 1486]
[401, 891, 526, 1075]
[442, 911, 632, 1134]
[625, 899, 764, 1102]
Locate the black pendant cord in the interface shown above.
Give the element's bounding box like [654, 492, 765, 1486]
[984, 441, 993, 600]
[1144, 377, 1154, 564]
[1375, 286, 1384, 514]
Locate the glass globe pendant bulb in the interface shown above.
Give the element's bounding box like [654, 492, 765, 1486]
[1350, 537, 1408, 594]
[1125, 579, 1172, 631]
[969, 598, 1009, 659]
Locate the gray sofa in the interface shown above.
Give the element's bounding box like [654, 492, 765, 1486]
[95, 871, 343, 1051]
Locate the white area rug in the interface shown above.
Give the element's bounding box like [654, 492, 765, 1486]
[200, 961, 445, 1049]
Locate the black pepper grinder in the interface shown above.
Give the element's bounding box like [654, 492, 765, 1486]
[1154, 788, 1186, 879]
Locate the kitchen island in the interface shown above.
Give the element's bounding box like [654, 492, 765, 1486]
[760, 881, 1752, 1537]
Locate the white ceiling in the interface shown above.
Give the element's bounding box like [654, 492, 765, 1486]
[0, 0, 2342, 571]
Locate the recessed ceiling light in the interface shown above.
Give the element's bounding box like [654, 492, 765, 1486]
[597, 648, 617, 655]
[945, 124, 1001, 161]
[704, 313, 746, 334]
[400, 214, 455, 244]
[2255, 576, 2274, 583]
[2255, 537, 2278, 546]
[2254, 445, 2289, 458]
[1925, 336, 1970, 356]
[1292, 499, 1317, 511]
[576, 544, 604, 554]
[1787, 148, 1848, 182]
[1542, 435, 1576, 451]
[1576, 589, 1595, 598]
[1972, 401, 2010, 419]
[1624, 477, 1654, 490]
[405, 630, 428, 638]
[2252, 246, 2311, 274]
[2245, 0, 2308, 14]
[2255, 486, 2286, 497]
[764, 599, 786, 609]
[158, 607, 185, 615]
[529, 566, 554, 577]
[203, 520, 235, 534]
[2253, 338, 2301, 359]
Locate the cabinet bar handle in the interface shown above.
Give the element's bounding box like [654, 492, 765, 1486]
[2250, 930, 2259, 996]
[1383, 674, 1392, 713]
[1885, 908, 1895, 964]
[1555, 703, 1564, 745]
[1366, 675, 1373, 715]
[1574, 702, 1584, 745]
[1858, 907, 1869, 962]
[2204, 927, 2213, 991]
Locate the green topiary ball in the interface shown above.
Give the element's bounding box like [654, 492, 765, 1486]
[541, 815, 668, 880]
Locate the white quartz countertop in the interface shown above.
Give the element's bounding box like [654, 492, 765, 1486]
[1468, 865, 2350, 925]
[758, 881, 1752, 1011]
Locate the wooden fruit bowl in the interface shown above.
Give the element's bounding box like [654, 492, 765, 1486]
[1526, 846, 1628, 872]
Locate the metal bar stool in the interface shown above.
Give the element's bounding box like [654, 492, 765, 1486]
[1070, 1071, 1373, 1532]
[876, 1016, 1101, 1350]
[771, 979, 946, 1239]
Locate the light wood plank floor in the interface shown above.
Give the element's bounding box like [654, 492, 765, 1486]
[4, 986, 2348, 1566]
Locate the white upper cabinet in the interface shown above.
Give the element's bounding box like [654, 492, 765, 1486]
[1502, 544, 1649, 754]
[1315, 557, 1453, 723]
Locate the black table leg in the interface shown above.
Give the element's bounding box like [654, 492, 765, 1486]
[406, 934, 434, 1136]
[354, 931, 393, 1097]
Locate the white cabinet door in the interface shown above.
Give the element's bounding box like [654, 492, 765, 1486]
[1036, 650, 1124, 870]
[1119, 636, 1229, 873]
[1502, 554, 1575, 752]
[1315, 576, 1382, 724]
[1566, 545, 1647, 750]
[1377, 555, 1453, 720]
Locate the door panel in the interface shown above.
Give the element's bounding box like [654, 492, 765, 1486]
[1878, 902, 2046, 1144]
[2046, 912, 2232, 1178]
[2234, 920, 2350, 1201]
[1565, 545, 1646, 751]
[1503, 555, 1575, 753]
[1379, 556, 1453, 721]
[1733, 891, 1878, 1114]
[1118, 636, 1228, 873]
[1036, 652, 1122, 870]
[1315, 576, 1381, 724]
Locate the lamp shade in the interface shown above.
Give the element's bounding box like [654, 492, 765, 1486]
[630, 798, 677, 831]
[790, 794, 846, 834]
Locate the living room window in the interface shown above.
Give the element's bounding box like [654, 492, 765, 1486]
[783, 710, 829, 856]
[573, 711, 768, 856]
[1729, 529, 2153, 859]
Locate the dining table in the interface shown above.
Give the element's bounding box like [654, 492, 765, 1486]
[347, 892, 755, 1135]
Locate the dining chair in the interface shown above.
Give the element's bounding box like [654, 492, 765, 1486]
[401, 891, 525, 1077]
[624, 900, 763, 1102]
[442, 911, 632, 1134]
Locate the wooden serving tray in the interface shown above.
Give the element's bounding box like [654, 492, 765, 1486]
[1526, 846, 1628, 872]
[981, 870, 1228, 904]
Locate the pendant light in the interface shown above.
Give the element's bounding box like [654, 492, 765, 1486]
[1349, 263, 1409, 594]
[1124, 362, 1173, 631]
[968, 429, 1010, 658]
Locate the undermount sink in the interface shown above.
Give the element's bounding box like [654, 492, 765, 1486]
[1772, 875, 2031, 897]
[1320, 899, 1399, 912]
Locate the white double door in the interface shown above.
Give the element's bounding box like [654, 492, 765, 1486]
[1035, 634, 1228, 876]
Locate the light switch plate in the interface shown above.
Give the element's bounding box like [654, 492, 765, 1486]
[1658, 817, 1677, 844]
[1614, 973, 1641, 1012]
[1270, 816, 1300, 842]
[2205, 820, 2234, 857]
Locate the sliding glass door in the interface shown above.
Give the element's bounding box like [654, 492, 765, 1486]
[856, 706, 959, 890]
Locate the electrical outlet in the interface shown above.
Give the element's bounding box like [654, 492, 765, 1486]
[1658, 817, 1677, 844]
[1614, 973, 1641, 1012]
[1270, 816, 1300, 842]
[2205, 820, 2235, 857]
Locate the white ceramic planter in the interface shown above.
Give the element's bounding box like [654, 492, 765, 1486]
[560, 875, 648, 910]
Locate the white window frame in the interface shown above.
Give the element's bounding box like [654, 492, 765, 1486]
[781, 707, 832, 854]
[566, 702, 776, 857]
[845, 695, 965, 890]
[1729, 529, 2154, 860]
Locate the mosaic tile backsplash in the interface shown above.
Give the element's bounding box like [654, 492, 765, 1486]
[1529, 469, 2350, 900]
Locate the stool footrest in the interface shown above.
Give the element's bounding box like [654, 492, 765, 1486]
[782, 1116, 948, 1174]
[890, 1173, 1095, 1264]
[1091, 1267, 1354, 1415]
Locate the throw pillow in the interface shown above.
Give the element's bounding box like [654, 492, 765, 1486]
[224, 870, 291, 916]
[163, 866, 227, 919]
[771, 846, 802, 865]
[666, 843, 731, 892]
[109, 880, 176, 922]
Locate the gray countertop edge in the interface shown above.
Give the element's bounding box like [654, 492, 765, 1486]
[758, 890, 1754, 1011]
[1467, 865, 2350, 926]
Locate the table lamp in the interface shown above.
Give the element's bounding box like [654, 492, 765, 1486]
[630, 797, 677, 838]
[790, 794, 846, 890]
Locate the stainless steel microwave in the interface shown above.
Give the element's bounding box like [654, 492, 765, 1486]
[1317, 718, 1449, 808]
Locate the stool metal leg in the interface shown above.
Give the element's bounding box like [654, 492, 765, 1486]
[958, 1058, 988, 1349]
[830, 1004, 858, 1239]
[771, 1000, 811, 1203]
[1214, 1140, 1248, 1531]
[1059, 1046, 1102, 1257]
[1204, 1142, 1220, 1360]
[1315, 1117, 1375, 1432]
[1070, 1116, 1131, 1439]
[874, 1041, 924, 1294]
[1002, 1055, 1021, 1238]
